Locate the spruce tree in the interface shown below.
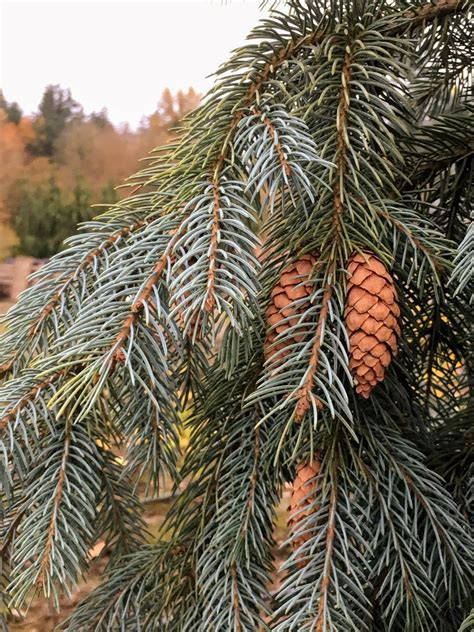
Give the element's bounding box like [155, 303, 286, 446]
[0, 1, 472, 630]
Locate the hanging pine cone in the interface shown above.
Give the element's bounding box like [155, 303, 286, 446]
[289, 459, 321, 555]
[344, 252, 400, 398]
[264, 253, 318, 363]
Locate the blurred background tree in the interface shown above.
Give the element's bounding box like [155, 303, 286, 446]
[0, 85, 200, 258]
[7, 176, 117, 259]
[0, 91, 22, 125]
[27, 85, 83, 158]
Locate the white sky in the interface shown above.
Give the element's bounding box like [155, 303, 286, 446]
[0, 0, 266, 128]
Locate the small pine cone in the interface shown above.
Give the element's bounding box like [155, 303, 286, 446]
[345, 252, 400, 398]
[289, 459, 321, 553]
[264, 253, 318, 363]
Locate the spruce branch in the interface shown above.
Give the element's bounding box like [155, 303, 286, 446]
[0, 1, 471, 628]
[29, 219, 146, 338]
[170, 176, 260, 336]
[60, 544, 166, 631]
[405, 0, 467, 25]
[109, 220, 182, 360]
[355, 407, 472, 630]
[0, 370, 63, 434]
[273, 444, 373, 632]
[0, 199, 151, 380]
[250, 268, 352, 432]
[372, 202, 449, 276]
[236, 105, 330, 212]
[8, 422, 101, 608]
[251, 107, 293, 178]
[94, 445, 148, 559]
[314, 485, 337, 632]
[295, 281, 333, 420]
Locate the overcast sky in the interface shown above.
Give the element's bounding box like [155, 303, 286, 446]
[0, 0, 266, 128]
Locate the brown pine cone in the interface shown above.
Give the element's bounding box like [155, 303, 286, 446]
[345, 252, 400, 398]
[289, 459, 321, 553]
[264, 253, 318, 363]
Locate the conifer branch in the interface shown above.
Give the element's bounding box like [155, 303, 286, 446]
[250, 107, 292, 178]
[0, 1, 471, 627]
[449, 218, 473, 297]
[406, 0, 466, 25]
[110, 227, 179, 361]
[295, 282, 332, 420]
[36, 420, 71, 590]
[332, 50, 352, 242]
[30, 220, 146, 337]
[231, 566, 243, 632]
[372, 203, 447, 274]
[211, 29, 326, 186]
[239, 425, 261, 540]
[205, 184, 221, 312]
[8, 422, 101, 608]
[0, 370, 63, 433]
[315, 486, 337, 632]
[191, 28, 329, 319]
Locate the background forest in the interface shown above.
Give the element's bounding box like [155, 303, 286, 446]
[0, 86, 200, 258]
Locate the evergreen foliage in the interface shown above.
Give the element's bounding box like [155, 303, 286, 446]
[27, 85, 83, 158]
[0, 92, 22, 126]
[0, 1, 472, 630]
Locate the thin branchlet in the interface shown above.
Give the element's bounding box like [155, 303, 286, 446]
[29, 220, 146, 337]
[251, 107, 292, 177]
[110, 227, 182, 363]
[333, 49, 352, 240]
[295, 282, 333, 419]
[36, 421, 71, 590]
[406, 0, 466, 25]
[231, 566, 243, 632]
[205, 184, 221, 312]
[315, 486, 338, 632]
[0, 371, 63, 432]
[372, 204, 446, 273]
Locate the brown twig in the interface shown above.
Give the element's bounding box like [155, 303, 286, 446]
[405, 0, 464, 26]
[29, 220, 146, 337]
[295, 283, 333, 420]
[205, 184, 221, 312]
[315, 487, 337, 632]
[333, 50, 352, 239]
[372, 204, 446, 273]
[231, 565, 243, 632]
[0, 371, 63, 433]
[36, 421, 71, 590]
[251, 107, 292, 177]
[110, 225, 184, 364]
